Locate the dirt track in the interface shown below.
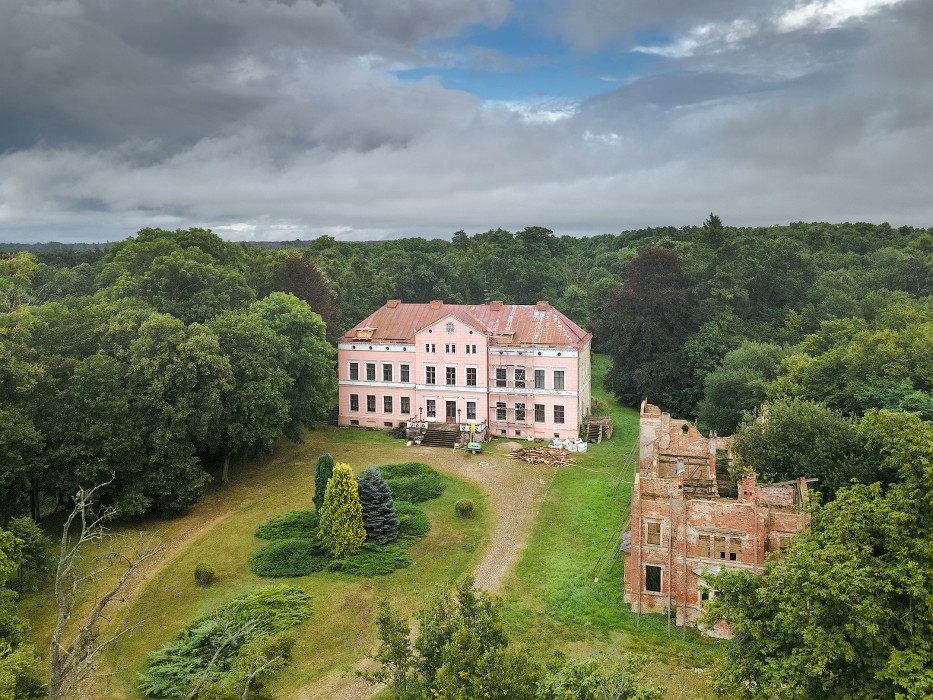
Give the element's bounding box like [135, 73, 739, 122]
[298, 443, 555, 699]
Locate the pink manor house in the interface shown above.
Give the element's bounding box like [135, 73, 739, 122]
[337, 299, 592, 441]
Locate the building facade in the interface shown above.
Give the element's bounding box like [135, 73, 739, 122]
[337, 299, 591, 441]
[623, 401, 812, 637]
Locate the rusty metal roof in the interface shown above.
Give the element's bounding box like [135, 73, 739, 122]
[340, 301, 591, 348]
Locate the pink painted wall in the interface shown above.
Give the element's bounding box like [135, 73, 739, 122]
[337, 313, 588, 440]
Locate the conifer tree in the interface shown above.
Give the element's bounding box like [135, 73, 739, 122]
[357, 466, 400, 545]
[313, 453, 334, 511]
[318, 462, 366, 558]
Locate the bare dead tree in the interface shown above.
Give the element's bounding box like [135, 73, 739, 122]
[49, 481, 164, 700]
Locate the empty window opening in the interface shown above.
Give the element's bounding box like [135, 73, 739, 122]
[645, 565, 662, 593]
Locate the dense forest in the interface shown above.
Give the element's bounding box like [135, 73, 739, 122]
[2, 219, 932, 518]
[2, 219, 933, 697]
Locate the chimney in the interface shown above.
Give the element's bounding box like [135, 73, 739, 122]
[536, 300, 550, 311]
[386, 299, 400, 308]
[429, 299, 443, 309]
[490, 300, 503, 311]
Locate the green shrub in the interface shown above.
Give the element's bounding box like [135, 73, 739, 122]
[455, 499, 475, 518]
[326, 543, 411, 576]
[194, 562, 216, 586]
[249, 539, 329, 578]
[380, 462, 446, 503]
[139, 585, 312, 698]
[395, 502, 430, 539]
[255, 510, 319, 540]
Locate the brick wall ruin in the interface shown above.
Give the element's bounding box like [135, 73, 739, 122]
[622, 401, 812, 637]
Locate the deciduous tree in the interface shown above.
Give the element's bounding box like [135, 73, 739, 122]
[705, 410, 933, 699]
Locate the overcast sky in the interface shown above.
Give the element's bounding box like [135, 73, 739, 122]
[1, 0, 931, 243]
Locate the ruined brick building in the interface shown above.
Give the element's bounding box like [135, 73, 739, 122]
[622, 401, 812, 637]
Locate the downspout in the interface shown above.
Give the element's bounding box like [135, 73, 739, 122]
[667, 496, 673, 637]
[682, 495, 688, 639]
[636, 479, 642, 628]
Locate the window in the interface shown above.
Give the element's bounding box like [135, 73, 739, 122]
[715, 536, 727, 560]
[514, 367, 526, 388]
[698, 535, 712, 558]
[645, 522, 661, 546]
[445, 343, 456, 353]
[426, 399, 436, 418]
[446, 367, 456, 385]
[425, 366, 436, 385]
[534, 404, 545, 422]
[495, 367, 507, 387]
[466, 344, 477, 354]
[384, 421, 393, 427]
[383, 396, 393, 413]
[382, 363, 393, 382]
[700, 586, 716, 602]
[534, 369, 545, 389]
[466, 367, 477, 386]
[496, 402, 507, 420]
[425, 343, 436, 353]
[466, 401, 476, 420]
[553, 370, 565, 391]
[645, 565, 662, 593]
[366, 363, 376, 381]
[350, 394, 359, 411]
[554, 405, 565, 424]
[401, 396, 411, 414]
[366, 395, 376, 412]
[400, 363, 410, 383]
[446, 322, 454, 332]
[730, 538, 742, 562]
[515, 403, 526, 421]
[350, 419, 359, 426]
[349, 362, 359, 381]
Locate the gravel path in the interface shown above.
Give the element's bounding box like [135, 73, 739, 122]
[295, 444, 556, 699]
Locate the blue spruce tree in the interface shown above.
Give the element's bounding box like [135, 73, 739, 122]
[357, 466, 400, 545]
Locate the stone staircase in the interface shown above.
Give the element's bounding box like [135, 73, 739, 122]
[419, 423, 460, 448]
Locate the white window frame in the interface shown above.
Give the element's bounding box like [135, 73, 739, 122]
[349, 362, 359, 381]
[382, 362, 393, 382]
[400, 363, 411, 383]
[553, 369, 565, 391]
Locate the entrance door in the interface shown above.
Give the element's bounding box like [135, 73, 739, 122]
[446, 401, 457, 422]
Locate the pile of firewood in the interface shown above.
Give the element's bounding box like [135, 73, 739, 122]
[508, 447, 575, 466]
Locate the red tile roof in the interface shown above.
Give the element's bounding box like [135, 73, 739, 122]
[340, 301, 591, 348]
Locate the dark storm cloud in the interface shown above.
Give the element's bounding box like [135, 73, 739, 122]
[0, 0, 931, 242]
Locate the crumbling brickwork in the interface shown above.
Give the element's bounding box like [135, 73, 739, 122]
[623, 401, 811, 637]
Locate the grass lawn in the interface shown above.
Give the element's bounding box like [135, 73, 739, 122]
[499, 353, 726, 698]
[19, 428, 491, 699]
[19, 352, 726, 699]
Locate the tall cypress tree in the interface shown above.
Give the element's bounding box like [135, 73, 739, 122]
[318, 462, 366, 558]
[357, 466, 400, 545]
[313, 453, 334, 511]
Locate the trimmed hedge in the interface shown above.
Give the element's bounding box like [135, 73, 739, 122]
[255, 510, 319, 540]
[249, 539, 329, 578]
[326, 542, 411, 576]
[395, 502, 430, 539]
[379, 462, 446, 503]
